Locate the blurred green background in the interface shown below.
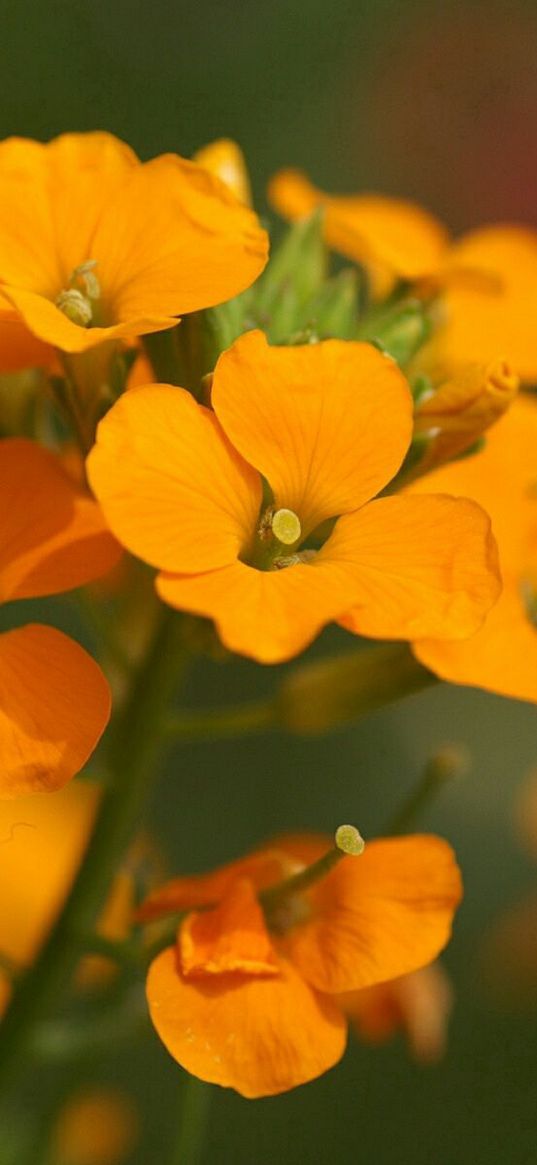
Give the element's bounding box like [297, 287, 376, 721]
[3, 0, 537, 1160]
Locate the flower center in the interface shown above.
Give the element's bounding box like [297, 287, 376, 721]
[271, 508, 302, 545]
[55, 260, 102, 328]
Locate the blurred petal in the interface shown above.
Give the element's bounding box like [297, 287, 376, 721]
[194, 138, 252, 205]
[147, 947, 346, 1097]
[341, 962, 453, 1064]
[434, 225, 537, 382]
[331, 494, 500, 641]
[282, 835, 462, 993]
[268, 170, 449, 290]
[212, 331, 413, 533]
[0, 438, 121, 601]
[87, 384, 261, 573]
[0, 305, 53, 372]
[0, 625, 110, 796]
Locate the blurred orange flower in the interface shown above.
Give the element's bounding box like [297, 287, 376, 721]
[88, 330, 500, 663]
[0, 131, 268, 354]
[269, 172, 537, 380]
[410, 394, 537, 703]
[51, 1087, 139, 1165]
[0, 438, 119, 795]
[340, 961, 453, 1065]
[143, 831, 462, 1096]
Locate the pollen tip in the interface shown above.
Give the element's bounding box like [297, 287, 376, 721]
[271, 507, 301, 546]
[335, 824, 365, 856]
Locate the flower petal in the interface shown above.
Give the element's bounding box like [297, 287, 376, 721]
[147, 947, 346, 1097]
[87, 384, 261, 573]
[0, 132, 137, 294]
[0, 285, 178, 354]
[156, 554, 368, 664]
[0, 779, 100, 968]
[180, 880, 279, 977]
[0, 438, 121, 601]
[0, 625, 110, 796]
[138, 850, 296, 922]
[330, 494, 500, 641]
[408, 395, 537, 700]
[433, 225, 537, 382]
[282, 835, 462, 994]
[212, 331, 413, 532]
[93, 154, 268, 318]
[0, 304, 53, 371]
[268, 170, 449, 291]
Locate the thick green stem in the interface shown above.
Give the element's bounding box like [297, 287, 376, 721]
[171, 1075, 211, 1165]
[0, 608, 187, 1095]
[164, 698, 277, 741]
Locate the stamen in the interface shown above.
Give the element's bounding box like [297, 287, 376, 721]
[55, 259, 101, 327]
[55, 289, 93, 327]
[259, 822, 365, 931]
[271, 508, 301, 545]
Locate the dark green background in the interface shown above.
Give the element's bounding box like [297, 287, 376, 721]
[3, 0, 537, 1160]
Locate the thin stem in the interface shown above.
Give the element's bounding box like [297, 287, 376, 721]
[0, 607, 188, 1095]
[171, 1075, 211, 1165]
[164, 698, 277, 741]
[387, 747, 466, 835]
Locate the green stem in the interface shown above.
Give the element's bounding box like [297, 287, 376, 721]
[164, 698, 277, 741]
[0, 607, 187, 1095]
[171, 1075, 211, 1165]
[387, 747, 466, 835]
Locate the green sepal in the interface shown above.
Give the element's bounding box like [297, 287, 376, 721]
[254, 210, 326, 321]
[299, 268, 361, 340]
[357, 298, 432, 368]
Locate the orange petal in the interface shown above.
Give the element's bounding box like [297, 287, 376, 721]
[281, 835, 462, 994]
[138, 850, 293, 922]
[408, 395, 537, 700]
[268, 170, 449, 291]
[0, 779, 100, 970]
[0, 305, 53, 372]
[0, 285, 181, 354]
[328, 494, 500, 641]
[212, 331, 413, 533]
[193, 138, 252, 206]
[93, 154, 268, 319]
[341, 961, 453, 1063]
[147, 947, 346, 1097]
[0, 132, 136, 294]
[0, 625, 110, 796]
[87, 384, 261, 573]
[434, 225, 537, 382]
[0, 439, 121, 601]
[156, 554, 370, 664]
[180, 880, 279, 977]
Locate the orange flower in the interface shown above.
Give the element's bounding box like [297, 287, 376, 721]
[143, 831, 462, 1096]
[194, 138, 252, 206]
[269, 172, 537, 380]
[87, 330, 500, 664]
[413, 358, 519, 470]
[0, 132, 268, 354]
[340, 961, 453, 1064]
[410, 394, 537, 703]
[0, 438, 120, 795]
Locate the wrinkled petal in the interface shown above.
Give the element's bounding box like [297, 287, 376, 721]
[433, 225, 537, 382]
[180, 880, 279, 976]
[156, 554, 370, 664]
[94, 154, 268, 318]
[212, 331, 413, 533]
[268, 170, 449, 292]
[281, 835, 462, 994]
[138, 850, 297, 922]
[329, 494, 500, 641]
[147, 947, 346, 1097]
[0, 438, 121, 601]
[0, 625, 110, 796]
[87, 384, 261, 573]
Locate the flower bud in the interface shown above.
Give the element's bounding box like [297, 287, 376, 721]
[194, 138, 252, 206]
[415, 358, 518, 466]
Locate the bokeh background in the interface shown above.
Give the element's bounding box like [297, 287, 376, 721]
[3, 0, 537, 1161]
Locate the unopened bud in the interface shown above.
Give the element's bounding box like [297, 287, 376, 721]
[194, 138, 252, 206]
[335, 824, 365, 856]
[414, 359, 518, 466]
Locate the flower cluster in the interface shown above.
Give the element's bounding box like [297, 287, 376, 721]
[0, 128, 535, 1123]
